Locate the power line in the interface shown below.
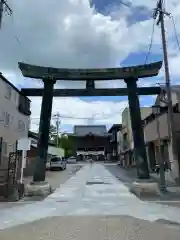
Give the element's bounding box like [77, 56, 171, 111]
[0, 1, 29, 63]
[144, 18, 156, 64]
[0, 0, 12, 28]
[10, 12, 30, 63]
[119, 0, 132, 8]
[31, 108, 123, 121]
[170, 15, 180, 53]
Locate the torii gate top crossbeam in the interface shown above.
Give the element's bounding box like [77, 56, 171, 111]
[18, 61, 162, 81]
[21, 87, 161, 97]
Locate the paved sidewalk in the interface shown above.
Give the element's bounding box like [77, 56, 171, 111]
[0, 163, 180, 230]
[1, 216, 180, 240]
[107, 165, 180, 203]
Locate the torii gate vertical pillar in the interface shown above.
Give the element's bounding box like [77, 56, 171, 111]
[33, 78, 56, 182]
[125, 78, 149, 179]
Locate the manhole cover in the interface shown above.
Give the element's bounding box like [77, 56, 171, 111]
[86, 181, 110, 185]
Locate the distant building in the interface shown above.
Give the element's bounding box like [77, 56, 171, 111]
[71, 125, 110, 161]
[108, 124, 122, 161]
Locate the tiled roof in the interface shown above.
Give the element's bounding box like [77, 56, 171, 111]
[108, 124, 122, 133]
[28, 131, 55, 146]
[74, 125, 107, 136]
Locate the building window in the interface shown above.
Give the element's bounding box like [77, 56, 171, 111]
[4, 112, 10, 127]
[2, 142, 7, 156]
[18, 95, 31, 116]
[12, 142, 17, 152]
[0, 137, 2, 165]
[5, 85, 11, 99]
[0, 111, 5, 123]
[11, 116, 14, 125]
[18, 120, 25, 132]
[14, 92, 17, 105]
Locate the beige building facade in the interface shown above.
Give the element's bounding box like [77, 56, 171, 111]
[121, 107, 152, 150]
[120, 107, 152, 168]
[144, 86, 180, 183]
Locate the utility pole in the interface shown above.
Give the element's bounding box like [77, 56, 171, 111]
[0, 0, 12, 29]
[54, 113, 60, 147]
[153, 1, 178, 176]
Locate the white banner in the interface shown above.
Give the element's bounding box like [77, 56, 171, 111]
[17, 138, 31, 151]
[77, 151, 104, 155]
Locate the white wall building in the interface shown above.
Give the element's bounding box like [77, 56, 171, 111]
[0, 73, 31, 169]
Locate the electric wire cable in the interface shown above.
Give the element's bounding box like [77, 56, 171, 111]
[171, 15, 180, 53]
[31, 109, 123, 121]
[10, 12, 30, 63]
[144, 18, 156, 64]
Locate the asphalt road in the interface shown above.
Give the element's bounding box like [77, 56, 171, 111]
[1, 216, 180, 240]
[45, 164, 83, 191]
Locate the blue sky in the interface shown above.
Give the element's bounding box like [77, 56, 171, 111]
[90, 0, 152, 24]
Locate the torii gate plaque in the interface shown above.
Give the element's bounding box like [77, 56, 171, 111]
[19, 61, 162, 183]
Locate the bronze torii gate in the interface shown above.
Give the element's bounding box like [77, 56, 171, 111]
[19, 61, 162, 182]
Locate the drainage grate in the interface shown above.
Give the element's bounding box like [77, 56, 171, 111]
[56, 200, 68, 203]
[86, 181, 110, 185]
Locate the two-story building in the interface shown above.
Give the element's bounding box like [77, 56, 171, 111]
[121, 107, 152, 168]
[143, 86, 180, 184]
[0, 73, 31, 196]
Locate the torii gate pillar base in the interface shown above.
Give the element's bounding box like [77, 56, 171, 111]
[25, 181, 52, 197]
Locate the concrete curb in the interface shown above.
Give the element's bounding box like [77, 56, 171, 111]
[25, 181, 52, 197]
[130, 181, 161, 198]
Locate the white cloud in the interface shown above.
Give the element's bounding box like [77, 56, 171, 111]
[1, 0, 180, 130]
[30, 97, 128, 131]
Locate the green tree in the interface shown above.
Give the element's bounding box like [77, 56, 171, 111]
[49, 124, 57, 140]
[55, 135, 73, 157]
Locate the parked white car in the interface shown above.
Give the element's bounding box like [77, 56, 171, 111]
[50, 156, 67, 170]
[46, 159, 51, 170]
[67, 156, 76, 164]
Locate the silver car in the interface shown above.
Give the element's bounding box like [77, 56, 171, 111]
[50, 156, 66, 170]
[67, 156, 76, 164]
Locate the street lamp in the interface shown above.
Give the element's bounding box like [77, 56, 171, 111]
[152, 104, 167, 192]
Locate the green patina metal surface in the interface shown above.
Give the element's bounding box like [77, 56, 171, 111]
[18, 61, 162, 80]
